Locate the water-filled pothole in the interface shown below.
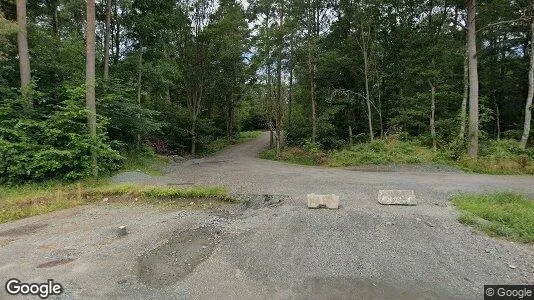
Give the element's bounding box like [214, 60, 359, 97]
[137, 227, 217, 288]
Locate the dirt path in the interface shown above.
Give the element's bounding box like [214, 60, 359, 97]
[0, 132, 533, 299]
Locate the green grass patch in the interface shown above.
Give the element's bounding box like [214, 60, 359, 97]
[119, 147, 170, 176]
[452, 192, 534, 243]
[200, 131, 263, 156]
[328, 139, 439, 167]
[260, 147, 327, 165]
[0, 181, 230, 224]
[261, 138, 534, 175]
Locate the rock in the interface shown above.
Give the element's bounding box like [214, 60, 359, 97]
[485, 249, 491, 253]
[378, 190, 417, 205]
[509, 264, 517, 269]
[385, 221, 394, 226]
[189, 202, 195, 205]
[307, 194, 339, 209]
[102, 197, 109, 202]
[424, 220, 435, 227]
[117, 225, 127, 237]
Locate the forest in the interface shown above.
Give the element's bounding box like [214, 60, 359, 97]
[0, 0, 533, 183]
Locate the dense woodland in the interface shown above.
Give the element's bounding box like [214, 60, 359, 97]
[0, 0, 533, 182]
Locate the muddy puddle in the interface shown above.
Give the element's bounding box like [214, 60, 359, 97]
[137, 227, 218, 288]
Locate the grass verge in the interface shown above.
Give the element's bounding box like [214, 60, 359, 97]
[452, 192, 534, 243]
[119, 147, 170, 176]
[261, 138, 534, 175]
[0, 181, 230, 224]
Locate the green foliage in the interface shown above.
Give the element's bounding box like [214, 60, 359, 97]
[329, 138, 438, 167]
[0, 86, 122, 183]
[452, 193, 534, 243]
[264, 136, 533, 175]
[119, 146, 169, 176]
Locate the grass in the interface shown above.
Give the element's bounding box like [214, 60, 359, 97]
[0, 181, 230, 224]
[328, 139, 439, 167]
[261, 138, 534, 175]
[200, 130, 263, 156]
[119, 148, 170, 176]
[452, 192, 534, 243]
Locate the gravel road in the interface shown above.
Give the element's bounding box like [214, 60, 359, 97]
[0, 132, 533, 299]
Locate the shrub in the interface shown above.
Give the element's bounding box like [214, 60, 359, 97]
[0, 87, 122, 183]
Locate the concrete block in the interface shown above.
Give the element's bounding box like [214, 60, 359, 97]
[378, 190, 417, 205]
[307, 193, 339, 209]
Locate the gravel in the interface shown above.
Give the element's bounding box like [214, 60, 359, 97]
[0, 132, 533, 299]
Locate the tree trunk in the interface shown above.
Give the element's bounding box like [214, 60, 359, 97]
[288, 35, 294, 130]
[348, 125, 353, 146]
[363, 43, 373, 141]
[103, 0, 111, 83]
[460, 47, 468, 139]
[113, 0, 120, 63]
[191, 115, 197, 155]
[520, 18, 533, 148]
[85, 0, 98, 177]
[16, 0, 32, 110]
[275, 7, 284, 157]
[467, 0, 479, 157]
[493, 95, 501, 140]
[377, 78, 384, 138]
[136, 48, 143, 148]
[429, 80, 437, 150]
[308, 0, 317, 144]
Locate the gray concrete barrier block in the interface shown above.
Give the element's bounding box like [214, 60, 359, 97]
[378, 190, 417, 205]
[307, 193, 339, 209]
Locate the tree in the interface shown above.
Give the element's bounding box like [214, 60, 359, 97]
[103, 0, 112, 83]
[520, 16, 533, 148]
[86, 0, 98, 176]
[467, 0, 479, 157]
[16, 0, 32, 110]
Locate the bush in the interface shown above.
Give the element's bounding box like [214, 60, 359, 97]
[0, 87, 122, 183]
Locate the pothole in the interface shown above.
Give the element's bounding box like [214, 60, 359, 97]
[137, 227, 218, 288]
[234, 194, 288, 210]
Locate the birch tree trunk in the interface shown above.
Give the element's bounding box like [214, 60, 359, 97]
[85, 0, 98, 176]
[16, 0, 32, 110]
[136, 48, 142, 148]
[308, 0, 317, 144]
[103, 0, 111, 82]
[460, 48, 468, 139]
[467, 0, 479, 157]
[275, 7, 284, 157]
[429, 81, 437, 150]
[520, 18, 533, 148]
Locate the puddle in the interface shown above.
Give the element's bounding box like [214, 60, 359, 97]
[137, 227, 217, 288]
[37, 258, 76, 268]
[0, 223, 48, 237]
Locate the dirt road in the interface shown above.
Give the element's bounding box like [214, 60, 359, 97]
[0, 132, 533, 299]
